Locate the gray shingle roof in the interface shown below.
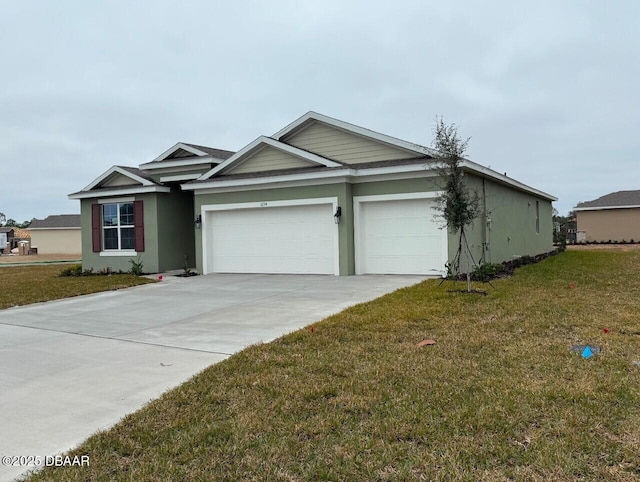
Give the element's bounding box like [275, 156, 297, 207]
[117, 166, 158, 183]
[576, 190, 640, 208]
[29, 214, 81, 229]
[182, 143, 235, 160]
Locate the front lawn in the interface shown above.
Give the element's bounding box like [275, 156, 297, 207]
[26, 250, 640, 481]
[0, 265, 154, 310]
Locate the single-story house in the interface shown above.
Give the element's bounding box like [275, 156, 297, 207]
[69, 112, 556, 275]
[574, 190, 640, 243]
[28, 214, 82, 255]
[0, 227, 31, 254]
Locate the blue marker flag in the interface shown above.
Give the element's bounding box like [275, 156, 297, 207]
[582, 346, 593, 359]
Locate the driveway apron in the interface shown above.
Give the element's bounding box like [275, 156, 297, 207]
[0, 273, 425, 481]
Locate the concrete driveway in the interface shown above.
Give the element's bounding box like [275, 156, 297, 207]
[0, 273, 425, 481]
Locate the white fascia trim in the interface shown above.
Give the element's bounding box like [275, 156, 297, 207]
[98, 196, 135, 204]
[191, 170, 440, 195]
[159, 173, 201, 183]
[139, 156, 216, 170]
[200, 197, 340, 276]
[82, 166, 154, 191]
[192, 176, 348, 195]
[68, 186, 171, 200]
[352, 191, 448, 276]
[574, 205, 640, 211]
[185, 162, 437, 192]
[28, 227, 80, 231]
[198, 136, 343, 180]
[273, 111, 440, 157]
[151, 142, 209, 163]
[460, 160, 558, 201]
[99, 251, 138, 257]
[201, 197, 339, 212]
[189, 168, 352, 190]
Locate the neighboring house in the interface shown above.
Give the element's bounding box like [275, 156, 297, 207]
[28, 214, 82, 255]
[69, 112, 556, 275]
[0, 227, 31, 254]
[574, 190, 640, 243]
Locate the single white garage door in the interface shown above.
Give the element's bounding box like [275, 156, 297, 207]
[355, 196, 447, 275]
[205, 202, 337, 274]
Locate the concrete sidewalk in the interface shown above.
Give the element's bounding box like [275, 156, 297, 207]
[0, 273, 425, 481]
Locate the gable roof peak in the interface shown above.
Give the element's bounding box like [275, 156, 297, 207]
[196, 136, 343, 180]
[273, 111, 440, 158]
[151, 142, 235, 163]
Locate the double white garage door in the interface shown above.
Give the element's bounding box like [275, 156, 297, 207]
[202, 195, 446, 276]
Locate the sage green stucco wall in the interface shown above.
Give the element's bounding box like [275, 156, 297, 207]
[194, 184, 353, 275]
[194, 178, 445, 275]
[156, 189, 195, 272]
[462, 175, 554, 264]
[80, 190, 197, 273]
[80, 194, 161, 273]
[192, 175, 553, 276]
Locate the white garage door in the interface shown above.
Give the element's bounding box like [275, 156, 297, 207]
[205, 202, 337, 275]
[355, 196, 447, 275]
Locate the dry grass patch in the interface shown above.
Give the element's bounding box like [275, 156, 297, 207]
[0, 264, 154, 310]
[24, 250, 640, 481]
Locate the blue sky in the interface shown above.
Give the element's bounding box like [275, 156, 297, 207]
[1, 0, 638, 222]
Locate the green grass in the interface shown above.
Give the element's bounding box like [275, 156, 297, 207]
[0, 265, 154, 310]
[25, 250, 640, 481]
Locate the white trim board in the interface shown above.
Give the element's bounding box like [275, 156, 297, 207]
[185, 163, 437, 192]
[159, 173, 201, 183]
[139, 157, 217, 170]
[185, 160, 555, 202]
[201, 197, 340, 276]
[574, 205, 640, 211]
[81, 166, 154, 192]
[28, 227, 80, 231]
[353, 192, 448, 276]
[68, 186, 171, 200]
[99, 251, 138, 257]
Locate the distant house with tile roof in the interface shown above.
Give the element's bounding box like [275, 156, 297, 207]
[28, 214, 81, 254]
[0, 227, 31, 253]
[574, 190, 640, 243]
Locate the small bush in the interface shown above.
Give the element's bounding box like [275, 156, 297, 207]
[129, 257, 144, 276]
[473, 263, 503, 282]
[59, 264, 83, 277]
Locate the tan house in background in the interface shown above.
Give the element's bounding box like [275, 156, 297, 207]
[575, 190, 640, 243]
[28, 214, 81, 255]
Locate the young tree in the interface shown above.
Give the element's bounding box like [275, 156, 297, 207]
[431, 118, 480, 291]
[0, 212, 5, 226]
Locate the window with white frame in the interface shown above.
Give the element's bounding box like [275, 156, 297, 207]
[103, 202, 135, 250]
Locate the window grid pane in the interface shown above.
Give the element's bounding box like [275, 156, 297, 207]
[120, 228, 135, 250]
[103, 204, 118, 227]
[103, 228, 119, 250]
[102, 202, 137, 250]
[120, 203, 134, 226]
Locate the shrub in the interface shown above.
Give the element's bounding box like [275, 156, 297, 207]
[59, 264, 83, 277]
[473, 263, 503, 282]
[129, 257, 144, 276]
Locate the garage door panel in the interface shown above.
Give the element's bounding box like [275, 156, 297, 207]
[207, 203, 336, 275]
[357, 197, 446, 275]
